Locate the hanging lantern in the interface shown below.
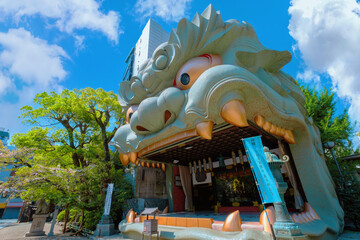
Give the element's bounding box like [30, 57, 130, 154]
[238, 149, 244, 165]
[189, 162, 192, 174]
[161, 163, 166, 172]
[146, 162, 151, 168]
[151, 162, 156, 168]
[203, 158, 207, 172]
[135, 159, 140, 166]
[193, 161, 197, 173]
[156, 163, 161, 168]
[198, 159, 202, 172]
[208, 157, 213, 171]
[140, 161, 145, 167]
[232, 151, 237, 166]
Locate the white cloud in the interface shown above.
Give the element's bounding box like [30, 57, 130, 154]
[0, 28, 68, 89]
[0, 71, 13, 96]
[135, 0, 192, 22]
[296, 69, 321, 84]
[74, 35, 85, 50]
[289, 0, 360, 121]
[296, 69, 323, 91]
[0, 0, 121, 43]
[0, 28, 67, 133]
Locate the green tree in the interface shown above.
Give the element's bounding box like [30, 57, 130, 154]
[0, 88, 132, 231]
[301, 86, 354, 147]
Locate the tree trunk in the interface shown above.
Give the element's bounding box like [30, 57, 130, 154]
[102, 130, 111, 163]
[71, 209, 85, 236]
[63, 204, 69, 234]
[79, 209, 84, 229]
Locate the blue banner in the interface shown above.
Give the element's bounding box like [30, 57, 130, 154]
[242, 136, 281, 204]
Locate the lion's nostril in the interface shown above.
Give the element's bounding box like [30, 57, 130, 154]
[164, 110, 172, 124]
[136, 125, 149, 132]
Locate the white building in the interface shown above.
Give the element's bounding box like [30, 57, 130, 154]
[123, 19, 169, 81]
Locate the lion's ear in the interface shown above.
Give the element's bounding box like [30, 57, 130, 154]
[236, 50, 291, 73]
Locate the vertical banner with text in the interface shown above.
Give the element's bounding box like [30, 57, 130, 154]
[103, 183, 114, 215]
[242, 136, 281, 204]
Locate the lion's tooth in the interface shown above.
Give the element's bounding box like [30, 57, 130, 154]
[269, 124, 277, 135]
[196, 121, 214, 140]
[129, 152, 137, 164]
[284, 129, 295, 144]
[290, 213, 295, 223]
[279, 127, 286, 137]
[305, 202, 321, 220]
[292, 214, 301, 223]
[119, 153, 130, 166]
[297, 213, 306, 223]
[126, 210, 136, 223]
[221, 100, 248, 127]
[304, 212, 314, 222]
[254, 115, 265, 127]
[222, 210, 242, 231]
[263, 121, 271, 132]
[301, 212, 311, 222]
[275, 126, 282, 136]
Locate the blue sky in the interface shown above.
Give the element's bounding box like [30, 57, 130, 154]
[0, 0, 359, 145]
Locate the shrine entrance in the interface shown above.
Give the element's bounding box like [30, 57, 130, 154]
[141, 122, 306, 214]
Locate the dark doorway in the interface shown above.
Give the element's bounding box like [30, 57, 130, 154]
[193, 184, 215, 211]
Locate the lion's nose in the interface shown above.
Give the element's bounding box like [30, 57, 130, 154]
[136, 125, 149, 132]
[136, 110, 171, 132]
[164, 110, 172, 124]
[130, 87, 185, 135]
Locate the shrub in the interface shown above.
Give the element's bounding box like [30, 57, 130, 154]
[84, 209, 102, 231]
[56, 208, 82, 224]
[57, 210, 65, 222]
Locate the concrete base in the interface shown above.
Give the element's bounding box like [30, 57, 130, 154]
[25, 214, 47, 237]
[25, 231, 46, 237]
[94, 215, 115, 237]
[273, 221, 308, 240]
[120, 222, 273, 240]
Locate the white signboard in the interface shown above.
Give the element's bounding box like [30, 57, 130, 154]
[192, 172, 212, 185]
[103, 183, 114, 215]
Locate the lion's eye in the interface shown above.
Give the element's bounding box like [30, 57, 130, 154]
[126, 105, 138, 124]
[180, 73, 190, 85]
[174, 54, 222, 90]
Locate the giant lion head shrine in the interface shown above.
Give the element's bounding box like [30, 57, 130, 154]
[114, 5, 343, 240]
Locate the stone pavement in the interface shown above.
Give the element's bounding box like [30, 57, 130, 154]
[0, 222, 359, 240]
[0, 222, 131, 240]
[0, 222, 87, 240]
[0, 220, 18, 230]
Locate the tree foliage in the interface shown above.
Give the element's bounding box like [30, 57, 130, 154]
[0, 88, 132, 231]
[301, 86, 354, 146]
